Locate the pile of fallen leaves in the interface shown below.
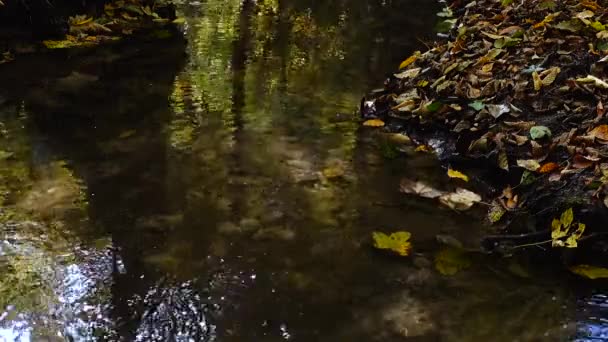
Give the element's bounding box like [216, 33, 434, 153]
[363, 0, 608, 235]
[42, 0, 182, 49]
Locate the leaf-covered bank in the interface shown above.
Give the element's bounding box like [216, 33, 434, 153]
[362, 0, 608, 258]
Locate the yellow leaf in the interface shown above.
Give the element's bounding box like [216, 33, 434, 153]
[447, 168, 469, 182]
[434, 247, 471, 276]
[372, 231, 412, 256]
[532, 71, 542, 91]
[415, 145, 431, 153]
[398, 51, 420, 70]
[172, 17, 186, 24]
[560, 208, 574, 229]
[417, 80, 429, 87]
[362, 119, 385, 127]
[541, 67, 560, 86]
[565, 223, 586, 248]
[570, 264, 608, 279]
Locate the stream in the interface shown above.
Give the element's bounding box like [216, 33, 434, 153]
[0, 0, 607, 341]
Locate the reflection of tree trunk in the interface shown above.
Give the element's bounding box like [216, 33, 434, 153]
[230, 0, 255, 216]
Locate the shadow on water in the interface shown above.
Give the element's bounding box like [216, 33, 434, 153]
[0, 0, 608, 341]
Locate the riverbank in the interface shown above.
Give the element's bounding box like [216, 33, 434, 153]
[362, 0, 608, 253]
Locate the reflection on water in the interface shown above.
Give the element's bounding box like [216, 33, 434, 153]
[0, 0, 607, 341]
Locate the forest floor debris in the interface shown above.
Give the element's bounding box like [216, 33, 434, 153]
[362, 0, 608, 252]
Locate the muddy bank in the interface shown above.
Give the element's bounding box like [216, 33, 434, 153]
[362, 0, 608, 255]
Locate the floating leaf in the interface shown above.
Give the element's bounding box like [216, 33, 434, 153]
[362, 119, 385, 127]
[372, 231, 412, 256]
[447, 168, 469, 182]
[434, 247, 471, 275]
[400, 179, 444, 199]
[530, 126, 552, 140]
[570, 265, 608, 279]
[439, 188, 482, 211]
[398, 51, 421, 70]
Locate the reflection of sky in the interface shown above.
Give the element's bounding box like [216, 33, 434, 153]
[0, 238, 117, 341]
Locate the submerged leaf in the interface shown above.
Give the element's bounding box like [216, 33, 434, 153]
[400, 179, 444, 199]
[434, 247, 471, 275]
[570, 265, 608, 279]
[372, 231, 412, 256]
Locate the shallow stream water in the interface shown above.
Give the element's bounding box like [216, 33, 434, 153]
[0, 1, 608, 341]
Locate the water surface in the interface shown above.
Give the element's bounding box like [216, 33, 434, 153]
[0, 1, 606, 341]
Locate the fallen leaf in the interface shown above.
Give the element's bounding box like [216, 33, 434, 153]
[551, 208, 585, 248]
[439, 188, 482, 211]
[576, 75, 608, 89]
[488, 201, 506, 223]
[400, 179, 444, 199]
[372, 231, 412, 256]
[530, 126, 552, 140]
[363, 119, 385, 127]
[434, 247, 471, 275]
[540, 67, 560, 86]
[498, 150, 509, 171]
[447, 168, 469, 182]
[570, 264, 608, 279]
[415, 145, 432, 153]
[589, 125, 608, 140]
[539, 162, 559, 173]
[398, 51, 421, 70]
[517, 159, 541, 171]
[486, 104, 510, 119]
[532, 71, 542, 91]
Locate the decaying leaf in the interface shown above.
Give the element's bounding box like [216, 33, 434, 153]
[362, 119, 385, 127]
[372, 231, 412, 256]
[488, 201, 506, 223]
[400, 179, 444, 199]
[589, 124, 608, 140]
[447, 168, 469, 182]
[570, 264, 608, 279]
[434, 247, 472, 275]
[439, 188, 482, 211]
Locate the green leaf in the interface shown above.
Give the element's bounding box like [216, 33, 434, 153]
[468, 101, 485, 111]
[426, 101, 443, 112]
[591, 21, 606, 31]
[530, 126, 552, 140]
[372, 231, 412, 256]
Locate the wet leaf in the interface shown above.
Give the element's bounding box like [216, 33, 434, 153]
[569, 265, 608, 279]
[488, 201, 506, 223]
[530, 126, 552, 140]
[362, 119, 385, 127]
[439, 188, 482, 211]
[434, 247, 471, 276]
[398, 51, 421, 70]
[447, 168, 469, 182]
[551, 208, 584, 248]
[372, 231, 412, 256]
[172, 17, 186, 24]
[400, 179, 444, 199]
[517, 159, 541, 171]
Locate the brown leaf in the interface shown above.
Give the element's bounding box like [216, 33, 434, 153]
[539, 162, 559, 174]
[573, 155, 595, 169]
[589, 125, 608, 140]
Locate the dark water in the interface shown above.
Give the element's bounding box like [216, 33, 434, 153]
[0, 1, 607, 341]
